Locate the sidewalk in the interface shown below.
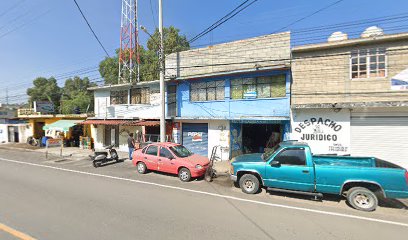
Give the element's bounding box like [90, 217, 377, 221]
[0, 143, 231, 173]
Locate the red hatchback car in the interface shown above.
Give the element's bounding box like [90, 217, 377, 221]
[132, 142, 210, 182]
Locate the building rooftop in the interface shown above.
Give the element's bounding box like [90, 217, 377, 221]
[88, 80, 159, 91]
[292, 32, 408, 53]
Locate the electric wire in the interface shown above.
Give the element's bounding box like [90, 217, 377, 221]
[72, 0, 110, 57]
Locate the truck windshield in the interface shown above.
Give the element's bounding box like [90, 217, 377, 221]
[170, 145, 193, 158]
[262, 144, 280, 161]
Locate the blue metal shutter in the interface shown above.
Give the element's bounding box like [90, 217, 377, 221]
[182, 123, 208, 156]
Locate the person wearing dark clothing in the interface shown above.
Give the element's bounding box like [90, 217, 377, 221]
[128, 133, 135, 161]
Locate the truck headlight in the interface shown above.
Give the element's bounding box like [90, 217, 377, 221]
[195, 164, 203, 169]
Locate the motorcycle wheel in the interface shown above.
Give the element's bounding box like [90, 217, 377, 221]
[93, 161, 101, 168]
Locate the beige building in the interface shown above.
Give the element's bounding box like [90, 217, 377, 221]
[291, 27, 408, 169]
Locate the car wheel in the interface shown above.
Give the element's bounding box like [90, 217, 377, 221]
[239, 174, 260, 194]
[136, 162, 147, 174]
[178, 168, 191, 182]
[347, 187, 378, 212]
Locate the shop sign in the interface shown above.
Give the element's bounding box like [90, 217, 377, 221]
[291, 109, 350, 155]
[243, 91, 257, 99]
[34, 101, 55, 114]
[46, 138, 62, 147]
[188, 132, 203, 142]
[391, 67, 408, 90]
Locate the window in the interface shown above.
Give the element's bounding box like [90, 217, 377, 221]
[160, 147, 174, 158]
[170, 145, 193, 158]
[351, 48, 386, 79]
[274, 148, 306, 166]
[190, 80, 225, 101]
[231, 75, 286, 99]
[110, 90, 128, 105]
[131, 87, 150, 104]
[146, 145, 158, 156]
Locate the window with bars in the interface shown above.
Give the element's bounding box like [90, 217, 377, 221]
[230, 75, 286, 99]
[110, 90, 128, 105]
[351, 48, 386, 79]
[190, 80, 225, 102]
[130, 87, 150, 104]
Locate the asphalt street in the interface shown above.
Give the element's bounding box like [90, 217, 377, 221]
[1, 148, 408, 240]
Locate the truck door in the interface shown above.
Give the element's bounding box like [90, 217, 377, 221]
[264, 148, 314, 192]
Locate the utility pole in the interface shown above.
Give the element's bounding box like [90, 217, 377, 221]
[159, 0, 165, 142]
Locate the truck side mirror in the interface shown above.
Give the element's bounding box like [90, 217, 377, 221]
[270, 160, 281, 167]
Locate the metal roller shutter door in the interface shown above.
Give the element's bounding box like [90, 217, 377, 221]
[351, 116, 408, 169]
[182, 123, 209, 157]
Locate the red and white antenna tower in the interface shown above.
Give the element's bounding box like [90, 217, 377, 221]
[119, 0, 140, 83]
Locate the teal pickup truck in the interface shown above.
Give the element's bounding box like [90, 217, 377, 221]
[230, 141, 408, 211]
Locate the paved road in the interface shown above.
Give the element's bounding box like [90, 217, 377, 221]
[1, 148, 408, 240]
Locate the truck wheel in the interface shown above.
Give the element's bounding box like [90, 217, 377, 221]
[347, 187, 378, 212]
[239, 174, 260, 194]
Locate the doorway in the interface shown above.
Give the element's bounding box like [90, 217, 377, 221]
[104, 125, 119, 147]
[242, 124, 281, 154]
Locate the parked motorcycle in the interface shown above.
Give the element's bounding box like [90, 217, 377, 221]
[89, 145, 120, 168]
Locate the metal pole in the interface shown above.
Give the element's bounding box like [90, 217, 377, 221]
[159, 0, 165, 142]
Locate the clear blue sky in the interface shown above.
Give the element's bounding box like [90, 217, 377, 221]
[1, 0, 408, 103]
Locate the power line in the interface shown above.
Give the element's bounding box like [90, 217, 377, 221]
[72, 0, 110, 57]
[149, 0, 157, 29]
[188, 0, 259, 43]
[272, 0, 345, 33]
[0, 0, 26, 19]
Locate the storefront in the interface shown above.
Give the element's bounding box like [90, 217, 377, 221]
[175, 120, 230, 160]
[82, 119, 161, 152]
[351, 108, 408, 169]
[230, 119, 290, 158]
[291, 109, 351, 155]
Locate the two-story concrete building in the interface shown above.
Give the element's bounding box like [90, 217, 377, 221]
[166, 32, 291, 159]
[86, 80, 167, 151]
[291, 27, 408, 169]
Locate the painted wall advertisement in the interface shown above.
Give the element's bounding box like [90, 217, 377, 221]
[291, 109, 350, 155]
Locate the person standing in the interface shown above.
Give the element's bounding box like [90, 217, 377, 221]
[128, 133, 135, 161]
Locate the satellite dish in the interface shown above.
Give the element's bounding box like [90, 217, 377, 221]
[328, 31, 348, 42]
[361, 26, 384, 38]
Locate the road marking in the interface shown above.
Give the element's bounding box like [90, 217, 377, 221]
[0, 223, 36, 240]
[1, 157, 408, 228]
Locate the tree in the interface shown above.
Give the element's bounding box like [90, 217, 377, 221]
[27, 77, 61, 111]
[147, 26, 190, 55]
[99, 52, 119, 85]
[98, 26, 190, 84]
[61, 76, 96, 114]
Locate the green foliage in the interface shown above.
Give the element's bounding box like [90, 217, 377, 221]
[99, 26, 190, 83]
[61, 91, 93, 114]
[26, 76, 96, 114]
[147, 26, 190, 55]
[26, 77, 61, 109]
[99, 53, 119, 85]
[61, 76, 96, 114]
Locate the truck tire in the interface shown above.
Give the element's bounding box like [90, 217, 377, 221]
[346, 187, 378, 212]
[239, 174, 260, 194]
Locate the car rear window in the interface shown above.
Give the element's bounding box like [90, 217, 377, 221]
[375, 158, 403, 169]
